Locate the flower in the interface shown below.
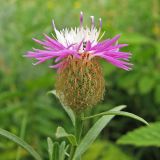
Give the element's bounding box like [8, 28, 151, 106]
[26, 12, 132, 112]
[26, 12, 132, 72]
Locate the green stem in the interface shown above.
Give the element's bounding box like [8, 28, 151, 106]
[69, 114, 83, 160]
[75, 115, 83, 143]
[68, 146, 76, 160]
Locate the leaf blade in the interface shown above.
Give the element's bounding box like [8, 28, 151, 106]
[0, 128, 42, 160]
[48, 90, 75, 126]
[83, 111, 148, 125]
[59, 141, 66, 160]
[117, 122, 160, 147]
[73, 105, 126, 159]
[47, 137, 54, 160]
[55, 127, 77, 146]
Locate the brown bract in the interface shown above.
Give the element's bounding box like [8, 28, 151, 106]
[55, 53, 105, 113]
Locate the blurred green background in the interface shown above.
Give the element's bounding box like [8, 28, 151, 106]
[0, 0, 160, 159]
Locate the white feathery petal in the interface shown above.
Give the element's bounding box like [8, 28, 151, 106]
[53, 26, 101, 52]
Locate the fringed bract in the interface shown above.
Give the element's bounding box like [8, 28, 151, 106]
[56, 54, 105, 113]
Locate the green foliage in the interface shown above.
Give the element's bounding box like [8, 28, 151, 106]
[117, 122, 160, 147]
[73, 105, 126, 159]
[47, 138, 68, 160]
[1, 104, 144, 160]
[47, 137, 54, 160]
[0, 128, 42, 160]
[55, 127, 77, 146]
[83, 140, 134, 160]
[83, 110, 148, 125]
[0, 0, 160, 159]
[48, 90, 75, 126]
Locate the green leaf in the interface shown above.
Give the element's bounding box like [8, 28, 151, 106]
[53, 142, 59, 160]
[72, 105, 126, 160]
[59, 141, 66, 160]
[48, 90, 75, 126]
[83, 140, 134, 160]
[83, 111, 148, 125]
[55, 127, 77, 146]
[47, 137, 54, 160]
[117, 122, 160, 147]
[0, 128, 42, 160]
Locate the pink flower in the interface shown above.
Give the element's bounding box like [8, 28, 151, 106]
[25, 12, 132, 72]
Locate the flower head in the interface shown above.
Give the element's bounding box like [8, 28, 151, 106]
[26, 12, 132, 112]
[26, 12, 132, 71]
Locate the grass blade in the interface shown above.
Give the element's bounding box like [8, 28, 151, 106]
[0, 128, 42, 160]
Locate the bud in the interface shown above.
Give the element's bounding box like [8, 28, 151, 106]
[55, 54, 105, 112]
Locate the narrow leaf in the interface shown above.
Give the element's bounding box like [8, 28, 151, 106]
[59, 141, 66, 160]
[0, 128, 42, 160]
[47, 137, 54, 160]
[73, 105, 126, 159]
[55, 127, 77, 146]
[83, 111, 148, 125]
[53, 142, 59, 160]
[48, 90, 75, 126]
